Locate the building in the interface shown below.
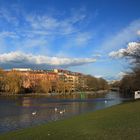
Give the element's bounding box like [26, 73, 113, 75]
[10, 68, 87, 93]
[12, 68, 32, 71]
[12, 69, 58, 91]
[53, 69, 87, 91]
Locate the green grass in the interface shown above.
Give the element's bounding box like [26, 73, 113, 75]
[0, 100, 140, 140]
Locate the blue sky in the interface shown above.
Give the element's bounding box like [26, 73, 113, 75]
[0, 0, 140, 80]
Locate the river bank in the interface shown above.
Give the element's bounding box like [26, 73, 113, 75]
[0, 100, 139, 140]
[0, 90, 109, 96]
[0, 91, 125, 133]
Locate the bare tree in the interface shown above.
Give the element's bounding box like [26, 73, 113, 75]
[35, 79, 52, 94]
[4, 71, 24, 94]
[0, 68, 5, 91]
[120, 42, 140, 94]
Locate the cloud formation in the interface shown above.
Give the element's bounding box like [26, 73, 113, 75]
[26, 13, 86, 35]
[137, 30, 140, 36]
[109, 42, 140, 58]
[0, 6, 93, 57]
[0, 52, 96, 69]
[101, 19, 140, 51]
[75, 32, 93, 46]
[0, 7, 86, 36]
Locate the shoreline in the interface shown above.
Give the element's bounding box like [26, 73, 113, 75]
[0, 90, 109, 96]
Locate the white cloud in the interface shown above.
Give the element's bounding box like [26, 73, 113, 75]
[0, 7, 91, 54]
[109, 49, 126, 58]
[109, 42, 140, 58]
[0, 6, 85, 36]
[101, 19, 140, 51]
[117, 72, 126, 79]
[0, 8, 18, 24]
[0, 31, 18, 39]
[75, 32, 93, 45]
[21, 37, 48, 48]
[94, 75, 103, 78]
[0, 52, 96, 69]
[137, 30, 140, 35]
[25, 11, 86, 36]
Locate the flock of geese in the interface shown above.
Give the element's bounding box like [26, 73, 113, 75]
[32, 100, 108, 116]
[32, 107, 66, 116]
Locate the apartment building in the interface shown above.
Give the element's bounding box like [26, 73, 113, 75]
[53, 69, 87, 91]
[11, 68, 87, 92]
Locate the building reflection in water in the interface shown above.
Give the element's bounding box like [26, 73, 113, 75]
[21, 97, 32, 107]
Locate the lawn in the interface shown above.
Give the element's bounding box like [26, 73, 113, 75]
[0, 100, 140, 140]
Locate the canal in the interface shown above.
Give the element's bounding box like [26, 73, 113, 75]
[0, 91, 132, 133]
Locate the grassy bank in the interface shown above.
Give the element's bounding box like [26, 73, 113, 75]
[0, 100, 140, 140]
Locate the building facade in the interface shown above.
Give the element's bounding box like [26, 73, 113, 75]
[11, 68, 87, 93]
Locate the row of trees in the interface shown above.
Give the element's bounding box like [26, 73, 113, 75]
[86, 75, 109, 91]
[0, 69, 109, 94]
[0, 70, 74, 94]
[34, 80, 74, 95]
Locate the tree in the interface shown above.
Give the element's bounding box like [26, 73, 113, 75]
[110, 81, 120, 88]
[56, 80, 66, 94]
[0, 68, 5, 91]
[86, 75, 108, 91]
[4, 71, 24, 94]
[86, 75, 98, 91]
[119, 42, 140, 94]
[98, 78, 109, 90]
[65, 82, 73, 94]
[35, 79, 52, 94]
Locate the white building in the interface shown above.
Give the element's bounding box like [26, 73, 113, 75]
[12, 68, 32, 72]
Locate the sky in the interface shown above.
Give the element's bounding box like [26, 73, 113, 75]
[0, 0, 140, 80]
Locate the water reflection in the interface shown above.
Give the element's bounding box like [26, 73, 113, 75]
[0, 91, 132, 133]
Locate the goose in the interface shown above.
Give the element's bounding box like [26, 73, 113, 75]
[59, 111, 63, 114]
[60, 109, 66, 114]
[54, 107, 58, 112]
[32, 111, 37, 115]
[105, 100, 107, 104]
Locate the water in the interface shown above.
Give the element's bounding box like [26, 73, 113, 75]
[0, 91, 132, 133]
